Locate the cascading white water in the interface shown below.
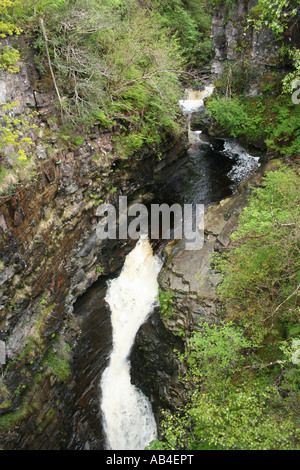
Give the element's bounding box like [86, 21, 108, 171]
[222, 139, 260, 184]
[179, 85, 215, 144]
[100, 236, 162, 450]
[179, 84, 215, 113]
[178, 86, 260, 184]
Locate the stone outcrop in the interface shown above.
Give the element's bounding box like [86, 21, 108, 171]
[210, 0, 300, 94]
[211, 0, 279, 81]
[157, 159, 281, 338]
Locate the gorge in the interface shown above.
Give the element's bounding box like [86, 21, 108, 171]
[0, 0, 299, 452]
[57, 95, 264, 450]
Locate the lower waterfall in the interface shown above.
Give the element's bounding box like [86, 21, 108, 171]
[100, 236, 162, 450]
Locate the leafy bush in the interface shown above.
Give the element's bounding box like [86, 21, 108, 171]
[206, 96, 264, 141]
[151, 320, 300, 450]
[0, 0, 23, 38]
[30, 0, 185, 156]
[248, 0, 299, 35]
[214, 165, 300, 342]
[158, 288, 174, 318]
[266, 106, 300, 156]
[0, 46, 20, 72]
[154, 0, 212, 66]
[207, 91, 300, 156]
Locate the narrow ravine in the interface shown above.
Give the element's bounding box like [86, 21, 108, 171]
[70, 88, 262, 450]
[100, 237, 162, 450]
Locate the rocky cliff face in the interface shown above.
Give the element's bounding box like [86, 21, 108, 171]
[157, 159, 280, 333]
[211, 0, 277, 80]
[0, 2, 292, 449]
[0, 38, 187, 449]
[211, 0, 299, 95]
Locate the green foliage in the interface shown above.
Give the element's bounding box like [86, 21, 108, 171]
[206, 96, 264, 141]
[177, 321, 251, 384]
[0, 399, 34, 432]
[0, 0, 22, 73]
[207, 90, 300, 156]
[266, 108, 300, 156]
[0, 0, 23, 38]
[214, 166, 300, 342]
[282, 47, 300, 94]
[34, 0, 185, 157]
[206, 96, 252, 138]
[247, 0, 300, 98]
[0, 102, 37, 194]
[158, 288, 174, 318]
[151, 321, 300, 450]
[248, 0, 299, 35]
[187, 385, 298, 450]
[43, 339, 71, 382]
[0, 0, 214, 160]
[0, 102, 34, 150]
[153, 0, 212, 66]
[73, 136, 84, 147]
[13, 0, 66, 18]
[0, 46, 20, 72]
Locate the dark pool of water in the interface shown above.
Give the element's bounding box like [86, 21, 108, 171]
[65, 135, 260, 449]
[157, 137, 257, 208]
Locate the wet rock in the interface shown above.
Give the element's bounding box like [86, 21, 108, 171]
[131, 307, 185, 418]
[0, 265, 15, 286]
[189, 105, 212, 132]
[36, 145, 47, 160]
[158, 166, 268, 333]
[211, 0, 279, 83]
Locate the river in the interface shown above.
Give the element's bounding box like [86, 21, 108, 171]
[67, 87, 260, 450]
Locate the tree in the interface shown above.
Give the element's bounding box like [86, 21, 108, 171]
[214, 166, 300, 343]
[248, 0, 299, 35]
[35, 0, 185, 156]
[150, 321, 300, 450]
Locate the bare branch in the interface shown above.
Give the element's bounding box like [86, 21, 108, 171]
[272, 283, 300, 315]
[39, 18, 64, 112]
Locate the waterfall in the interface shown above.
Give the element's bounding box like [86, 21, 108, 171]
[178, 86, 260, 185]
[179, 84, 215, 113]
[179, 85, 214, 144]
[100, 236, 162, 450]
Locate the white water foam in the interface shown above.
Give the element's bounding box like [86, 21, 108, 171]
[100, 237, 162, 450]
[179, 84, 214, 114]
[222, 139, 260, 184]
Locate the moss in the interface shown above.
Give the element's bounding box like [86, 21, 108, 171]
[43, 338, 71, 382]
[37, 407, 57, 432]
[0, 402, 34, 432]
[30, 303, 56, 343]
[0, 336, 71, 436]
[0, 382, 12, 410]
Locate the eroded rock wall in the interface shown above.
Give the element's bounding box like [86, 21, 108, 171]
[211, 0, 300, 93]
[0, 38, 187, 449]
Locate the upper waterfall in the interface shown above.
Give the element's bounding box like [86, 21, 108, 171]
[179, 84, 215, 114]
